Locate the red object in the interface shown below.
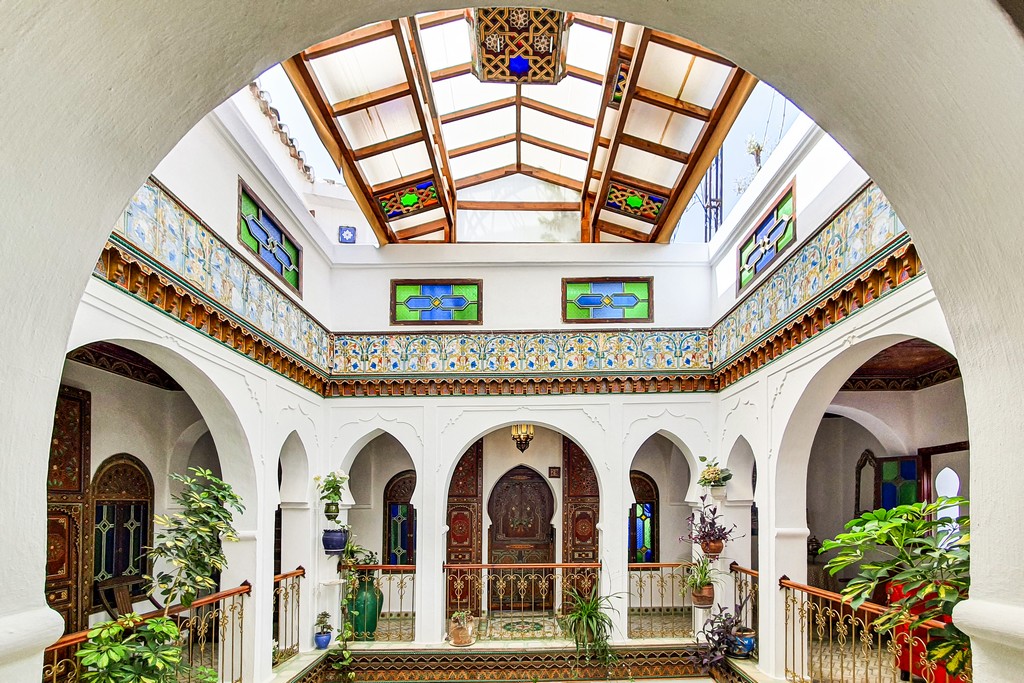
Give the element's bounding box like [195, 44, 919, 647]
[887, 583, 967, 683]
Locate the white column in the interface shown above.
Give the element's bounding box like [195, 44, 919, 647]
[222, 532, 264, 683]
[414, 421, 445, 646]
[279, 501, 313, 651]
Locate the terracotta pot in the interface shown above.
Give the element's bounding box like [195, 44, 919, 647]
[691, 585, 715, 607]
[448, 614, 476, 647]
[701, 539, 725, 556]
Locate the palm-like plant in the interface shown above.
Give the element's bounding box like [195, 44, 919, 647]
[561, 585, 619, 669]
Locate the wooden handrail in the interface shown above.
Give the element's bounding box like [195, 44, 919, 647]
[779, 577, 949, 630]
[443, 562, 601, 570]
[627, 562, 694, 569]
[44, 581, 252, 653]
[274, 566, 306, 582]
[729, 562, 759, 577]
[343, 564, 415, 571]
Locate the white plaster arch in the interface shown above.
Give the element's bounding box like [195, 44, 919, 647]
[333, 422, 422, 510]
[824, 403, 908, 456]
[278, 430, 310, 505]
[168, 418, 212, 482]
[725, 435, 756, 502]
[623, 426, 703, 503]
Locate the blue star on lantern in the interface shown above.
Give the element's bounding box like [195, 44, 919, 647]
[508, 55, 530, 76]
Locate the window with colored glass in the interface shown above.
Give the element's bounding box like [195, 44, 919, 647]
[738, 185, 796, 291]
[238, 181, 301, 292]
[628, 471, 659, 563]
[383, 470, 416, 565]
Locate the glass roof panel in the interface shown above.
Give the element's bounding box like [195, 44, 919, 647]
[442, 107, 516, 148]
[459, 210, 580, 242]
[312, 40, 406, 104]
[337, 96, 420, 148]
[419, 18, 473, 71]
[680, 59, 732, 109]
[358, 142, 432, 186]
[565, 23, 613, 73]
[637, 43, 695, 99]
[613, 145, 684, 185]
[520, 108, 593, 151]
[521, 144, 587, 180]
[661, 112, 704, 152]
[622, 102, 673, 141]
[390, 206, 445, 232]
[448, 142, 516, 179]
[432, 74, 515, 115]
[459, 173, 578, 202]
[521, 78, 602, 116]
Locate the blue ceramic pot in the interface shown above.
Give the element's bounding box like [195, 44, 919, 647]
[729, 628, 756, 658]
[314, 632, 332, 650]
[322, 527, 350, 554]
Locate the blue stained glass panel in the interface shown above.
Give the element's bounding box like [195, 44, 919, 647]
[900, 459, 917, 480]
[881, 482, 898, 509]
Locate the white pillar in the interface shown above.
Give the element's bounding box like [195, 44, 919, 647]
[413, 474, 446, 644]
[279, 501, 314, 652]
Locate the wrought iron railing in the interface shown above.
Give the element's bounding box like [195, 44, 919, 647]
[272, 566, 304, 667]
[730, 562, 758, 658]
[627, 562, 694, 639]
[340, 564, 415, 642]
[781, 577, 971, 683]
[42, 581, 250, 683]
[443, 563, 601, 641]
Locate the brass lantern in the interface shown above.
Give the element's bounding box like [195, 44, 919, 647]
[511, 423, 534, 452]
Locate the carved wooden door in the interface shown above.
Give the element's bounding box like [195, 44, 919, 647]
[46, 385, 93, 634]
[446, 440, 483, 616]
[487, 466, 555, 611]
[562, 437, 600, 602]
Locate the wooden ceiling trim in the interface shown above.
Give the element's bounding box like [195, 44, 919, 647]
[521, 97, 595, 127]
[619, 133, 690, 164]
[520, 133, 588, 161]
[282, 55, 393, 244]
[566, 65, 604, 85]
[396, 218, 448, 240]
[417, 9, 468, 30]
[597, 219, 649, 242]
[648, 31, 736, 66]
[304, 22, 395, 59]
[569, 13, 614, 33]
[651, 68, 757, 243]
[331, 82, 410, 116]
[431, 62, 473, 82]
[352, 131, 423, 160]
[588, 28, 652, 239]
[610, 172, 672, 199]
[439, 96, 516, 124]
[391, 19, 454, 231]
[454, 165, 518, 190]
[458, 201, 580, 211]
[520, 164, 584, 193]
[449, 133, 518, 158]
[371, 168, 436, 196]
[633, 87, 712, 121]
[515, 83, 523, 171]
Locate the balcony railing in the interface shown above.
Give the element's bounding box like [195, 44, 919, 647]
[627, 562, 694, 639]
[42, 581, 250, 683]
[272, 566, 304, 667]
[443, 563, 601, 641]
[342, 564, 415, 642]
[781, 577, 971, 683]
[730, 562, 758, 658]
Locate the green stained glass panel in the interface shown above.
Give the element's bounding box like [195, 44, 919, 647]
[898, 482, 918, 504]
[882, 460, 899, 481]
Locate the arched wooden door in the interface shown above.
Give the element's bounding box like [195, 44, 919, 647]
[487, 465, 555, 611]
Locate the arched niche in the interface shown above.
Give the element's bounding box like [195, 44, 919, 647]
[347, 432, 416, 564]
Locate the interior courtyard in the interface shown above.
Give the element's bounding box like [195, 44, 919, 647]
[3, 3, 1023, 683]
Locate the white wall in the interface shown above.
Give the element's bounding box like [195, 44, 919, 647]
[630, 434, 692, 564]
[346, 433, 415, 563]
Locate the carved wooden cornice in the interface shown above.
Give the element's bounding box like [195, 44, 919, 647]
[94, 238, 925, 398]
[840, 362, 961, 392]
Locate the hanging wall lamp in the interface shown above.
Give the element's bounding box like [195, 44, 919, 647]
[511, 424, 535, 452]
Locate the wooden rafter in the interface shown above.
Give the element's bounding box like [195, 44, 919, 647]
[458, 201, 579, 211]
[569, 13, 614, 33]
[352, 131, 423, 160]
[633, 87, 711, 121]
[597, 219, 649, 242]
[449, 133, 517, 158]
[396, 218, 447, 240]
[417, 9, 468, 30]
[281, 55, 394, 244]
[648, 31, 736, 67]
[580, 21, 624, 242]
[371, 169, 435, 196]
[566, 65, 603, 85]
[520, 133, 588, 161]
[588, 28, 652, 238]
[619, 133, 690, 164]
[455, 165, 518, 190]
[650, 68, 758, 243]
[305, 22, 394, 59]
[332, 83, 409, 116]
[431, 62, 472, 82]
[520, 164, 583, 192]
[610, 172, 672, 199]
[521, 97, 595, 127]
[439, 96, 516, 124]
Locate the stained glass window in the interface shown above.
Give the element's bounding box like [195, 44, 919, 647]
[383, 470, 416, 565]
[738, 185, 796, 291]
[628, 471, 659, 563]
[469, 8, 569, 84]
[92, 455, 154, 606]
[879, 456, 921, 510]
[391, 280, 482, 325]
[563, 278, 652, 323]
[239, 181, 301, 292]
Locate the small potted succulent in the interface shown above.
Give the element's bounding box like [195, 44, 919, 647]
[686, 495, 739, 557]
[314, 611, 334, 650]
[697, 456, 732, 497]
[447, 610, 476, 647]
[685, 555, 724, 608]
[316, 469, 350, 553]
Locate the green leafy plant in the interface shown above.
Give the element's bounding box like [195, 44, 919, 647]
[697, 597, 751, 672]
[332, 538, 373, 681]
[561, 585, 620, 670]
[76, 468, 242, 683]
[685, 555, 724, 591]
[821, 497, 971, 678]
[315, 469, 349, 504]
[315, 611, 334, 635]
[696, 456, 732, 487]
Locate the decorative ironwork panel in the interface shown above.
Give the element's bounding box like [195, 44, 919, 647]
[239, 180, 302, 291]
[377, 179, 440, 220]
[470, 8, 569, 83]
[392, 279, 483, 325]
[738, 184, 795, 291]
[562, 277, 653, 323]
[604, 181, 666, 223]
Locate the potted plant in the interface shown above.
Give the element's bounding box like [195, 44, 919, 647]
[340, 541, 383, 641]
[447, 610, 476, 647]
[316, 469, 350, 553]
[686, 495, 739, 557]
[821, 497, 971, 680]
[697, 598, 753, 673]
[697, 456, 732, 496]
[314, 611, 334, 649]
[76, 467, 242, 682]
[561, 585, 619, 669]
[685, 555, 724, 608]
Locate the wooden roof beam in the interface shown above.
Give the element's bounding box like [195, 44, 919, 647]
[332, 83, 409, 116]
[566, 65, 603, 85]
[597, 219, 650, 242]
[520, 133, 588, 161]
[352, 131, 424, 160]
[648, 31, 735, 66]
[439, 96, 516, 124]
[634, 87, 712, 121]
[396, 218, 448, 240]
[449, 133, 517, 158]
[304, 22, 395, 59]
[371, 169, 436, 196]
[521, 97, 595, 127]
[282, 55, 394, 245]
[454, 165, 518, 190]
[431, 62, 472, 82]
[458, 201, 580, 211]
[620, 133, 690, 164]
[610, 172, 673, 198]
[417, 9, 468, 30]
[520, 164, 584, 193]
[569, 13, 615, 33]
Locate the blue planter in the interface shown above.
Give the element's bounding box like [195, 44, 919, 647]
[729, 629, 756, 658]
[314, 632, 332, 650]
[322, 528, 350, 554]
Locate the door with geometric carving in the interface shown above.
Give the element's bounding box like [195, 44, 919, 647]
[446, 440, 483, 616]
[487, 465, 555, 611]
